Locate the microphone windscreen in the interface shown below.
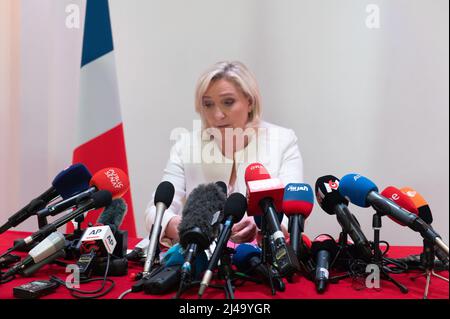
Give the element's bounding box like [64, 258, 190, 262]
[339, 174, 379, 208]
[232, 243, 261, 272]
[52, 163, 92, 199]
[314, 175, 348, 215]
[215, 181, 228, 197]
[154, 181, 175, 207]
[401, 187, 433, 224]
[92, 190, 113, 209]
[381, 186, 418, 226]
[282, 183, 314, 218]
[244, 163, 271, 181]
[178, 183, 226, 249]
[90, 167, 130, 199]
[311, 234, 338, 257]
[163, 243, 208, 279]
[223, 193, 247, 223]
[96, 198, 127, 233]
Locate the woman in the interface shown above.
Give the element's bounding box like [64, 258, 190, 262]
[145, 61, 304, 248]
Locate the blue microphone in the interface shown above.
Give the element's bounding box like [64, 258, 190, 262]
[0, 163, 92, 234]
[232, 243, 285, 291]
[339, 174, 448, 256]
[163, 243, 208, 279]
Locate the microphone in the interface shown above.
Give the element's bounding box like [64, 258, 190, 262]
[400, 187, 433, 224]
[232, 243, 285, 291]
[339, 174, 449, 257]
[282, 183, 314, 258]
[163, 243, 208, 278]
[77, 224, 118, 279]
[143, 181, 175, 275]
[311, 234, 338, 293]
[380, 186, 419, 226]
[3, 232, 66, 278]
[400, 187, 448, 266]
[315, 175, 373, 261]
[36, 167, 129, 221]
[143, 244, 208, 295]
[10, 190, 113, 253]
[215, 181, 228, 197]
[0, 163, 92, 234]
[245, 163, 300, 277]
[89, 167, 130, 199]
[177, 183, 226, 292]
[198, 192, 247, 298]
[96, 198, 128, 234]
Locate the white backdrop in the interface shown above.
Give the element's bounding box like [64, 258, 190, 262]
[0, 0, 448, 246]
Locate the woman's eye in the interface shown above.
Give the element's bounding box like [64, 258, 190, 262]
[223, 99, 235, 106]
[203, 101, 214, 108]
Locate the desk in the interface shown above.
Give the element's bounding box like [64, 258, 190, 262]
[0, 231, 448, 299]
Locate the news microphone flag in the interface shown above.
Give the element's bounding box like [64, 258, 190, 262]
[68, 0, 136, 237]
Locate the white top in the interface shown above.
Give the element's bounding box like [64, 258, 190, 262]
[144, 121, 304, 247]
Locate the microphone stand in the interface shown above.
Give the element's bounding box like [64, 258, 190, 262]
[329, 231, 354, 283]
[371, 212, 409, 294]
[218, 248, 235, 299]
[410, 238, 449, 299]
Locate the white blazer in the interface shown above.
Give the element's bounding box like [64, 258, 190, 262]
[144, 121, 304, 247]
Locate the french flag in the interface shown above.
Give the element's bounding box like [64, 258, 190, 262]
[67, 0, 137, 237]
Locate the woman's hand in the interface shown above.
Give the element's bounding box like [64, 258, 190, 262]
[230, 217, 257, 243]
[165, 215, 182, 242]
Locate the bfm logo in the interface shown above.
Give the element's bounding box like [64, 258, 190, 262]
[105, 169, 124, 189]
[324, 180, 339, 193]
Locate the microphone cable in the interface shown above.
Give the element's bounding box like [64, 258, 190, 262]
[50, 253, 115, 299]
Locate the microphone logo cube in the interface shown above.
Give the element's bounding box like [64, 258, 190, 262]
[246, 178, 284, 216]
[81, 225, 117, 254]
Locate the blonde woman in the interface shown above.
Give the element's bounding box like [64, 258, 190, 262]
[145, 61, 304, 248]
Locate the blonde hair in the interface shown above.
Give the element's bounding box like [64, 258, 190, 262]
[195, 61, 262, 127]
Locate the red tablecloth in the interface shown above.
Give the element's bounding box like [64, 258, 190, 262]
[0, 231, 448, 299]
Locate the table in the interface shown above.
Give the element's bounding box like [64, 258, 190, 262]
[0, 231, 448, 299]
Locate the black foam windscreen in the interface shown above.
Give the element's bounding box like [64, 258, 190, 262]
[97, 198, 127, 233]
[223, 193, 247, 223]
[215, 181, 227, 197]
[52, 163, 92, 200]
[178, 183, 227, 249]
[92, 190, 113, 209]
[315, 175, 349, 215]
[418, 205, 433, 225]
[154, 181, 175, 207]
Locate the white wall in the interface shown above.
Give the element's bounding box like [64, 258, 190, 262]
[110, 0, 449, 245]
[1, 0, 448, 246]
[0, 0, 85, 232]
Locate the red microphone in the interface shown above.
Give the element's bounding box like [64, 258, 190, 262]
[66, 168, 130, 234]
[380, 186, 418, 227]
[400, 187, 433, 224]
[244, 163, 300, 277]
[282, 183, 314, 259]
[90, 167, 130, 199]
[245, 163, 284, 217]
[311, 234, 338, 293]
